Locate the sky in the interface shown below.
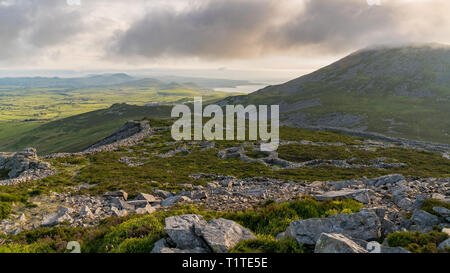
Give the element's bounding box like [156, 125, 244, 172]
[0, 0, 449, 82]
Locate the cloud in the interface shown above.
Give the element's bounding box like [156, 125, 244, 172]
[0, 0, 86, 62]
[111, 0, 450, 60]
[110, 0, 279, 60]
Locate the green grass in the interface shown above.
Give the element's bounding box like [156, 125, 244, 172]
[0, 84, 238, 154]
[229, 235, 306, 253]
[387, 230, 449, 253]
[0, 198, 362, 253]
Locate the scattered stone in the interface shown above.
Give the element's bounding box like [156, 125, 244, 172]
[366, 174, 405, 187]
[315, 189, 371, 204]
[104, 190, 128, 201]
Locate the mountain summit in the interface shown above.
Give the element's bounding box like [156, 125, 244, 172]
[224, 44, 450, 144]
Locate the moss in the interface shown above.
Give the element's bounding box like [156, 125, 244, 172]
[387, 230, 449, 253]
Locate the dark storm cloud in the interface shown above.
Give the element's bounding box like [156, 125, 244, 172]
[0, 0, 85, 61]
[111, 0, 403, 59]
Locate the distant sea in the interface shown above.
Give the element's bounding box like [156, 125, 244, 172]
[213, 84, 269, 94]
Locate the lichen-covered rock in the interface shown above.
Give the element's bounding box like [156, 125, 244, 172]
[164, 214, 208, 249]
[314, 233, 368, 253]
[194, 218, 256, 253]
[285, 209, 381, 245]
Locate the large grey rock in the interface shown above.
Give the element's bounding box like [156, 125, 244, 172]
[151, 238, 170, 253]
[366, 174, 405, 187]
[410, 210, 440, 232]
[314, 233, 368, 253]
[315, 189, 371, 204]
[195, 218, 256, 253]
[135, 204, 156, 215]
[164, 214, 208, 249]
[285, 209, 381, 245]
[438, 238, 450, 252]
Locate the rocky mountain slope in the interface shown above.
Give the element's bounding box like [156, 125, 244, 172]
[221, 44, 450, 144]
[0, 118, 448, 253]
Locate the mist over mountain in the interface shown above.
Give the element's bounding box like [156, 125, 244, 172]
[222, 44, 450, 144]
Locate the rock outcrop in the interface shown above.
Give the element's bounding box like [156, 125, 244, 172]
[0, 148, 55, 185]
[153, 214, 256, 253]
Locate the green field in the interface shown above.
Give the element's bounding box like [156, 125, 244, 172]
[0, 84, 239, 154]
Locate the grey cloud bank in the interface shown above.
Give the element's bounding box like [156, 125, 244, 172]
[0, 0, 449, 68]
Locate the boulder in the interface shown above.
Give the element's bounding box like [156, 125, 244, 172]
[315, 189, 371, 204]
[164, 214, 208, 249]
[153, 189, 173, 199]
[410, 210, 440, 232]
[80, 205, 93, 217]
[285, 209, 381, 245]
[104, 190, 128, 200]
[135, 204, 156, 215]
[127, 200, 150, 209]
[314, 233, 368, 253]
[194, 218, 256, 253]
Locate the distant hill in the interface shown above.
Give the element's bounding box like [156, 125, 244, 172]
[220, 44, 450, 144]
[0, 73, 255, 90]
[0, 73, 134, 89]
[0, 104, 171, 155]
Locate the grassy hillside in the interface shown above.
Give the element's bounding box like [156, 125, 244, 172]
[0, 104, 172, 154]
[223, 44, 450, 144]
[0, 77, 242, 154]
